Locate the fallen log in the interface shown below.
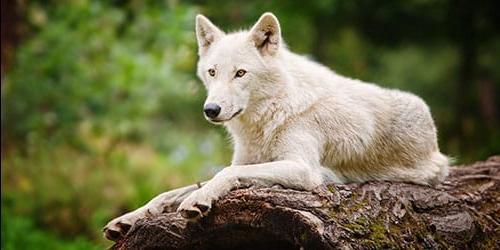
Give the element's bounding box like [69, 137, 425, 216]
[113, 156, 500, 249]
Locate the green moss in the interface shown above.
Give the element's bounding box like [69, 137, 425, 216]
[365, 218, 399, 248]
[349, 202, 365, 212]
[344, 222, 365, 232]
[369, 223, 387, 242]
[356, 216, 368, 225]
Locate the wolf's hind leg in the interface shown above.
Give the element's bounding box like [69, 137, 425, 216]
[103, 181, 206, 241]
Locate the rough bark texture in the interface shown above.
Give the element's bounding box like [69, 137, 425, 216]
[113, 156, 500, 250]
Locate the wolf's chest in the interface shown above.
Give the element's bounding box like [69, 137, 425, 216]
[231, 131, 281, 165]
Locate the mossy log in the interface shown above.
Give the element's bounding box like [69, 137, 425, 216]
[113, 156, 499, 249]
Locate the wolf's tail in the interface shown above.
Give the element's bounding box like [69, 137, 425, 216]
[430, 151, 450, 184]
[392, 151, 450, 186]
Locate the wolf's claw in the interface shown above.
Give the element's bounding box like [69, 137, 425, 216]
[195, 203, 210, 213]
[103, 210, 145, 241]
[103, 227, 123, 241]
[179, 208, 202, 219]
[177, 189, 214, 220]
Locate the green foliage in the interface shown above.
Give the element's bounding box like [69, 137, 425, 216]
[2, 1, 202, 146]
[2, 1, 230, 248]
[2, 208, 100, 250]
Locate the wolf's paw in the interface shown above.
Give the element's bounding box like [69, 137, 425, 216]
[103, 209, 145, 241]
[177, 190, 213, 220]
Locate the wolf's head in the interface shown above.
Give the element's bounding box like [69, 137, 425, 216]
[195, 12, 284, 124]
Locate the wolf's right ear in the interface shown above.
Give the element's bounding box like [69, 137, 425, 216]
[196, 15, 224, 56]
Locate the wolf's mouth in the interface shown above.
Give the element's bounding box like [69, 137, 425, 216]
[209, 108, 243, 123]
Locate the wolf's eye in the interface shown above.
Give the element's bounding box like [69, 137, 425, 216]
[208, 69, 216, 77]
[235, 69, 247, 78]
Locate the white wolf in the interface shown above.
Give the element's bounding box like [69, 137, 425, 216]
[104, 12, 449, 241]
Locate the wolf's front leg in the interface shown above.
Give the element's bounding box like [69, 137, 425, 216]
[177, 160, 327, 220]
[103, 181, 206, 241]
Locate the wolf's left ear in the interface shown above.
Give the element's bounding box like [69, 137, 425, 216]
[249, 13, 281, 56]
[196, 14, 224, 56]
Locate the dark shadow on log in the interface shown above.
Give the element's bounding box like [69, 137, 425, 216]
[113, 156, 500, 249]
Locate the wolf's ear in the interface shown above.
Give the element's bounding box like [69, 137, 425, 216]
[249, 12, 281, 56]
[196, 14, 224, 56]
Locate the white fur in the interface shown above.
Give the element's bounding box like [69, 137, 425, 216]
[104, 12, 449, 238]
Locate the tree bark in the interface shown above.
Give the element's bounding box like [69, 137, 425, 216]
[113, 156, 500, 250]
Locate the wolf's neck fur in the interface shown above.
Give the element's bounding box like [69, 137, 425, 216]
[225, 49, 335, 151]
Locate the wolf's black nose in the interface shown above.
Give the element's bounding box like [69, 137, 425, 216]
[204, 103, 221, 118]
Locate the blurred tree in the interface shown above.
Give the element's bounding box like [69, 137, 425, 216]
[1, 0, 24, 78]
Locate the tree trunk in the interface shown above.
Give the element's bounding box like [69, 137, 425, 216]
[112, 156, 500, 250]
